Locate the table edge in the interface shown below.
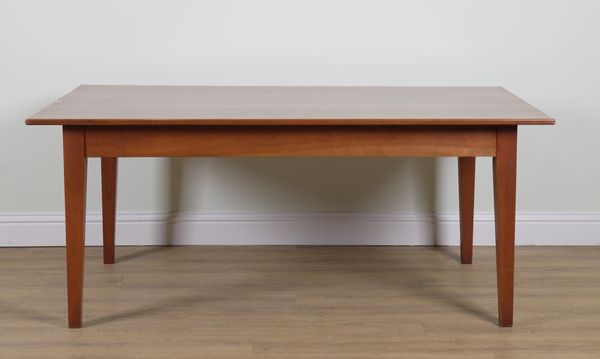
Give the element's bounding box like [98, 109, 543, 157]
[25, 118, 556, 126]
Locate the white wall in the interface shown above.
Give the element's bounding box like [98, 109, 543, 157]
[1, 0, 599, 245]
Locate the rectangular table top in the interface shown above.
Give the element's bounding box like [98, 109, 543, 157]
[26, 85, 554, 126]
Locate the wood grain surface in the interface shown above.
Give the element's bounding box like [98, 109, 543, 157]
[101, 158, 117, 265]
[459, 157, 476, 265]
[493, 126, 518, 327]
[62, 126, 87, 329]
[84, 125, 497, 158]
[1, 246, 599, 358]
[26, 85, 554, 126]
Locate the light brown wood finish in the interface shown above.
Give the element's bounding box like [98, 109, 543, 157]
[25, 86, 554, 328]
[101, 158, 118, 265]
[85, 125, 496, 158]
[26, 85, 554, 126]
[2, 246, 600, 358]
[493, 126, 518, 327]
[459, 157, 476, 264]
[62, 126, 88, 329]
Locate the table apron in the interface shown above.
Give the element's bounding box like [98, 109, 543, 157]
[83, 125, 498, 157]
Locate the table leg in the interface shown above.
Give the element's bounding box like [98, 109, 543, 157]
[63, 126, 87, 328]
[458, 157, 475, 264]
[101, 157, 118, 264]
[493, 126, 517, 327]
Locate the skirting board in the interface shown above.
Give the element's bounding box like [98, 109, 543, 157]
[1, 211, 600, 247]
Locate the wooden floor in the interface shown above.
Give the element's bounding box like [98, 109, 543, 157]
[1, 246, 599, 358]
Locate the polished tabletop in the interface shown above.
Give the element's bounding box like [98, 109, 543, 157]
[26, 85, 554, 126]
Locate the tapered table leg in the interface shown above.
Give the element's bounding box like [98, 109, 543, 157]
[63, 126, 88, 328]
[101, 157, 118, 264]
[493, 126, 517, 327]
[458, 157, 475, 264]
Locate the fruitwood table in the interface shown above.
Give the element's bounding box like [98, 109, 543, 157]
[26, 85, 554, 328]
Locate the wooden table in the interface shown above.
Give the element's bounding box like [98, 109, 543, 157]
[26, 85, 554, 328]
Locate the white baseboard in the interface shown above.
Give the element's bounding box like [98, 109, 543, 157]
[1, 211, 599, 247]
